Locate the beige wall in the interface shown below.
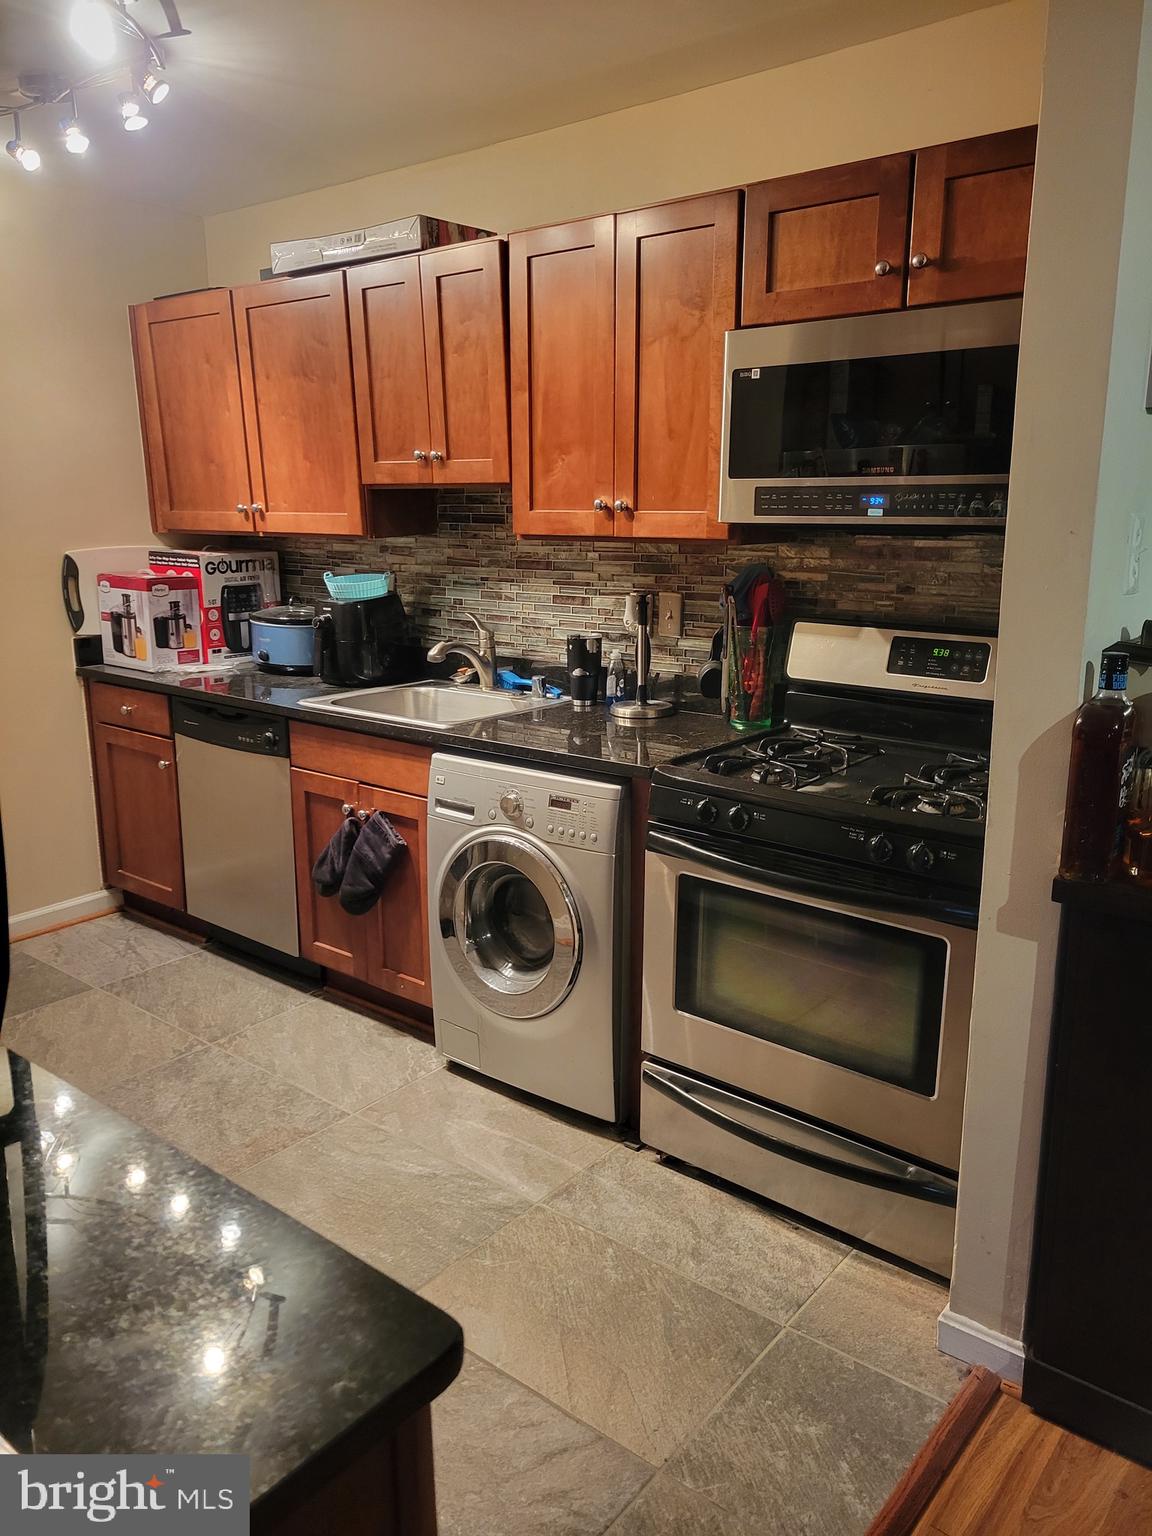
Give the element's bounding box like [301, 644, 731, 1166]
[0, 180, 207, 922]
[948, 0, 1152, 1354]
[205, 0, 1046, 285]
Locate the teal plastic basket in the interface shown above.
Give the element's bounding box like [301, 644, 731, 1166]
[323, 570, 392, 601]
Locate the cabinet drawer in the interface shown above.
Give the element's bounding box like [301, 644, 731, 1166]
[89, 682, 172, 736]
[289, 722, 431, 797]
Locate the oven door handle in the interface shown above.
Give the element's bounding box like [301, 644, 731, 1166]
[644, 1063, 957, 1207]
[645, 828, 978, 927]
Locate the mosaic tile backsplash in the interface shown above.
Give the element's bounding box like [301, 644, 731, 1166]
[268, 489, 1003, 677]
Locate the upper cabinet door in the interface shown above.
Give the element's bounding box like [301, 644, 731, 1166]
[907, 127, 1037, 307]
[232, 272, 366, 536]
[742, 154, 912, 325]
[347, 256, 434, 486]
[421, 239, 510, 485]
[130, 290, 253, 535]
[614, 193, 739, 541]
[509, 217, 616, 537]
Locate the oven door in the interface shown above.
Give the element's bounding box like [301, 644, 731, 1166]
[643, 828, 975, 1171]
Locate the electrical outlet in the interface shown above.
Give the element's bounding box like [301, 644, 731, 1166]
[658, 592, 683, 637]
[1126, 514, 1146, 595]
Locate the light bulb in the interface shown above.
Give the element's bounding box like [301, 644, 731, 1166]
[69, 0, 117, 62]
[62, 120, 89, 155]
[141, 71, 169, 105]
[123, 113, 148, 132]
[119, 91, 142, 118]
[6, 117, 41, 173]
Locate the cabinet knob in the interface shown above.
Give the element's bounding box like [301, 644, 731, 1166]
[157, 759, 171, 770]
[874, 260, 892, 276]
[357, 808, 370, 823]
[341, 802, 354, 816]
[593, 498, 610, 512]
[236, 503, 250, 519]
[429, 450, 444, 463]
[413, 449, 428, 462]
[614, 499, 631, 514]
[910, 253, 931, 270]
[119, 704, 133, 716]
[252, 502, 265, 520]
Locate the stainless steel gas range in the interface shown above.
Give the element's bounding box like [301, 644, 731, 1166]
[640, 621, 996, 1277]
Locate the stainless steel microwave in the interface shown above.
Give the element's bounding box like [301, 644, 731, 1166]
[719, 298, 1022, 527]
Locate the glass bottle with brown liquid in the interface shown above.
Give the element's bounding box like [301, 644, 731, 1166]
[1059, 651, 1137, 881]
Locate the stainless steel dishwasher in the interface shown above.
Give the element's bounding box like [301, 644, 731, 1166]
[172, 699, 299, 957]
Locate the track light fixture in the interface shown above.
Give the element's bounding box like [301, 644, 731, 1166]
[140, 70, 170, 105]
[60, 91, 89, 155]
[5, 112, 41, 172]
[119, 91, 148, 132]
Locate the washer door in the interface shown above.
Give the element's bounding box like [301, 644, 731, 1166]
[438, 833, 582, 1019]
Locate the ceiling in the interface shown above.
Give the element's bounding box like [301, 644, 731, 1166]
[0, 0, 1004, 216]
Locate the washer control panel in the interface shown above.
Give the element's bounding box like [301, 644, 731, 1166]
[431, 766, 616, 851]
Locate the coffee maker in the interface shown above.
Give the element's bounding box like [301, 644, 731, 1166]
[312, 593, 417, 687]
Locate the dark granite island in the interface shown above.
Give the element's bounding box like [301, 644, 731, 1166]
[0, 1048, 463, 1533]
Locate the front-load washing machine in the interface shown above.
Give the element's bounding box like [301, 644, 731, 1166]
[427, 753, 627, 1122]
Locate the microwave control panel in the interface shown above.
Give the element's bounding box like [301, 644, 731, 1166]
[752, 485, 1007, 521]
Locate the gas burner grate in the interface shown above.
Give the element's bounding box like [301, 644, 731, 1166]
[869, 773, 987, 821]
[701, 727, 882, 789]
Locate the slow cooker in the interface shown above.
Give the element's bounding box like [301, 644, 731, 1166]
[250, 603, 317, 675]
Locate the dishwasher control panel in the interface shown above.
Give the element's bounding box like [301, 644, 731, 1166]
[171, 700, 289, 757]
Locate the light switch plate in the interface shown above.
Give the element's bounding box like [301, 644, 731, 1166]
[658, 592, 684, 637]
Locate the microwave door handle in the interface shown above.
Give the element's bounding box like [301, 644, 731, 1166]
[645, 1067, 957, 1207]
[645, 828, 977, 928]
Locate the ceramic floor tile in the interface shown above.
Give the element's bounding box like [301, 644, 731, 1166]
[106, 949, 313, 1042]
[103, 1044, 343, 1177]
[664, 1329, 944, 1536]
[221, 996, 441, 1111]
[4, 949, 91, 1018]
[422, 1206, 778, 1464]
[20, 914, 199, 986]
[790, 1250, 965, 1402]
[548, 1145, 848, 1322]
[360, 1065, 613, 1201]
[434, 1353, 653, 1536]
[238, 1115, 531, 1289]
[606, 1472, 747, 1536]
[1, 989, 196, 1094]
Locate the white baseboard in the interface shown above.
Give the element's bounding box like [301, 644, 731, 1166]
[937, 1306, 1025, 1382]
[9, 889, 122, 941]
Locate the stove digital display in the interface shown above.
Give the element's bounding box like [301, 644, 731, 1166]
[887, 636, 990, 682]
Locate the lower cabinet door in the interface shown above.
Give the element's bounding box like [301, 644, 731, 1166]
[92, 723, 185, 907]
[357, 782, 431, 1009]
[290, 767, 372, 978]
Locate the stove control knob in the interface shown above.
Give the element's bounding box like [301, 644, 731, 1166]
[906, 841, 936, 873]
[867, 834, 894, 864]
[695, 798, 719, 826]
[499, 790, 523, 818]
[727, 804, 750, 832]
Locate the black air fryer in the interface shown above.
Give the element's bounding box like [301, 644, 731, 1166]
[220, 581, 263, 653]
[313, 594, 417, 686]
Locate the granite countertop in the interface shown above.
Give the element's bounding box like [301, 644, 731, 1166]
[79, 663, 742, 778]
[0, 1049, 463, 1498]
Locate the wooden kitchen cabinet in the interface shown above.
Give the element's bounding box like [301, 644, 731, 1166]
[130, 289, 254, 536]
[742, 127, 1036, 325]
[290, 761, 431, 1008]
[232, 271, 366, 536]
[510, 195, 737, 540]
[906, 126, 1038, 307]
[92, 721, 185, 908]
[347, 239, 509, 488]
[742, 154, 912, 326]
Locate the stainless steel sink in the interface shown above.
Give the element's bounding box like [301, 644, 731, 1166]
[297, 681, 565, 730]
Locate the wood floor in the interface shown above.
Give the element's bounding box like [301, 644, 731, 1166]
[898, 1384, 1152, 1535]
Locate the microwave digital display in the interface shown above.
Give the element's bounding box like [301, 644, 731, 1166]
[728, 345, 1018, 482]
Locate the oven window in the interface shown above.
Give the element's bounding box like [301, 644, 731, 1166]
[674, 877, 946, 1095]
[728, 345, 1018, 480]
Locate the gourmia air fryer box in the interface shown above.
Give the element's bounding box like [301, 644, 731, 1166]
[98, 572, 203, 672]
[148, 550, 280, 665]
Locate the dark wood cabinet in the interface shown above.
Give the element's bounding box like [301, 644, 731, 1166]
[348, 239, 509, 489]
[511, 196, 737, 540]
[742, 155, 911, 326]
[92, 721, 185, 908]
[130, 289, 254, 536]
[614, 192, 737, 540]
[1024, 879, 1152, 1466]
[742, 128, 1036, 325]
[510, 216, 617, 537]
[232, 271, 366, 536]
[907, 126, 1038, 307]
[292, 767, 372, 978]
